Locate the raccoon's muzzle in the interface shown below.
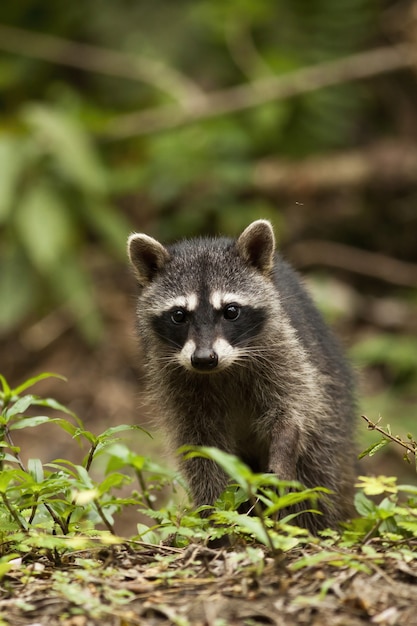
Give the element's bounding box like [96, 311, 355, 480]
[191, 347, 219, 371]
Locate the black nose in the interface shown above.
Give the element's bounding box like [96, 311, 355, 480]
[191, 348, 218, 371]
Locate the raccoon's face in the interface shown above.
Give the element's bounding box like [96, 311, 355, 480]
[127, 220, 277, 374]
[149, 288, 268, 373]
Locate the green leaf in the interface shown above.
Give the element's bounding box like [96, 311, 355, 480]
[4, 395, 36, 420]
[0, 375, 11, 400]
[31, 397, 79, 421]
[358, 438, 390, 459]
[13, 373, 67, 396]
[356, 475, 398, 496]
[264, 487, 324, 517]
[16, 182, 77, 272]
[75, 465, 95, 489]
[97, 473, 131, 495]
[215, 509, 271, 544]
[28, 458, 44, 483]
[397, 520, 417, 536]
[10, 416, 60, 430]
[74, 428, 98, 445]
[23, 105, 107, 195]
[98, 425, 149, 441]
[0, 470, 17, 492]
[181, 446, 254, 489]
[354, 490, 376, 517]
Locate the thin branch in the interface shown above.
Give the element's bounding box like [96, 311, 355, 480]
[361, 415, 416, 458]
[0, 23, 205, 105]
[224, 20, 274, 80]
[102, 43, 416, 139]
[288, 240, 417, 288]
[1, 24, 415, 141]
[253, 141, 417, 193]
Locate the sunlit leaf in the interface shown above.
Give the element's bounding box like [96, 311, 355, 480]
[28, 458, 44, 483]
[181, 446, 254, 488]
[0, 375, 11, 400]
[9, 416, 61, 430]
[12, 373, 67, 396]
[5, 395, 37, 420]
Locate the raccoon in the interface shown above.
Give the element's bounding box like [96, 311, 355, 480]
[127, 220, 356, 532]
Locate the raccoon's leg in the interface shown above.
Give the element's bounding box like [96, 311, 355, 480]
[180, 455, 229, 514]
[267, 418, 300, 480]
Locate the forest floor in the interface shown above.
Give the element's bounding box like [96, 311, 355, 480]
[1, 539, 417, 626]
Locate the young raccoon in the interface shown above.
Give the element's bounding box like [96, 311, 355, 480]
[127, 220, 356, 532]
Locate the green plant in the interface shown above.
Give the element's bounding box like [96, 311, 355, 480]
[360, 415, 416, 471]
[0, 372, 157, 561]
[1, 370, 416, 583]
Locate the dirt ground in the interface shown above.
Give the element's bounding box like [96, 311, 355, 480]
[1, 540, 417, 626]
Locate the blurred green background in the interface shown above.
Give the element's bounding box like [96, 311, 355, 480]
[1, 0, 416, 496]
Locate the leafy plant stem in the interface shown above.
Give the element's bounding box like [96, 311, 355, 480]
[45, 502, 69, 534]
[28, 494, 39, 525]
[5, 428, 26, 471]
[1, 492, 27, 531]
[362, 415, 416, 459]
[85, 443, 98, 472]
[94, 500, 115, 534]
[135, 468, 155, 511]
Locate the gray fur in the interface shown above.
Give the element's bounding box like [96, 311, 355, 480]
[127, 220, 356, 532]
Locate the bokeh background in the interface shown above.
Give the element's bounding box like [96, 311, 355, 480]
[1, 1, 416, 532]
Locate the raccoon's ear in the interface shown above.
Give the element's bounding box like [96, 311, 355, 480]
[127, 233, 170, 286]
[236, 220, 275, 274]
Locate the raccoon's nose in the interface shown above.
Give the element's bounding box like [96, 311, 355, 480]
[191, 348, 218, 371]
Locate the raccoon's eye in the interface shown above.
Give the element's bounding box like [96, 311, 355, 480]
[223, 304, 240, 321]
[171, 308, 187, 324]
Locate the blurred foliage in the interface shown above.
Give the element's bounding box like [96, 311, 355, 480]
[352, 334, 417, 433]
[0, 0, 376, 340]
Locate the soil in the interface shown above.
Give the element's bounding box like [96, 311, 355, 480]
[1, 541, 417, 626]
